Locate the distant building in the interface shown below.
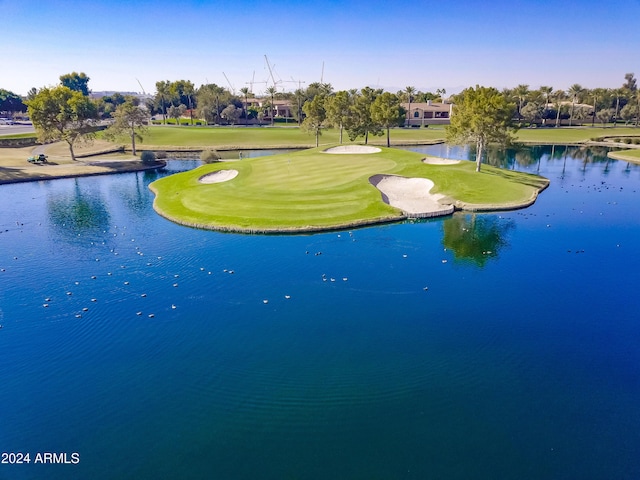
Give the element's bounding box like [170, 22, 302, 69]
[401, 101, 453, 126]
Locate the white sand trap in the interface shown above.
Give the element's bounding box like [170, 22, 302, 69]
[370, 174, 454, 218]
[422, 156, 460, 165]
[324, 145, 381, 154]
[198, 169, 238, 184]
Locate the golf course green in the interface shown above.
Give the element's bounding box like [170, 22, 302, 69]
[150, 145, 549, 233]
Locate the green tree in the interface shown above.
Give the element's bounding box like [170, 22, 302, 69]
[0, 89, 26, 113]
[27, 86, 98, 161]
[104, 100, 148, 155]
[325, 90, 352, 144]
[596, 108, 614, 126]
[371, 92, 404, 147]
[196, 84, 228, 124]
[168, 80, 196, 124]
[347, 87, 383, 144]
[221, 104, 241, 125]
[59, 72, 91, 96]
[520, 102, 543, 125]
[167, 104, 186, 125]
[619, 103, 636, 125]
[446, 85, 516, 172]
[623, 72, 637, 92]
[301, 94, 326, 147]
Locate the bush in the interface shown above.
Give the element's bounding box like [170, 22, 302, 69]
[624, 138, 632, 144]
[633, 139, 640, 145]
[155, 151, 168, 159]
[140, 150, 156, 164]
[200, 150, 221, 163]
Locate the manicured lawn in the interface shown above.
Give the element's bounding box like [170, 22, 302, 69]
[150, 146, 548, 233]
[515, 126, 640, 143]
[135, 125, 447, 150]
[131, 125, 640, 151]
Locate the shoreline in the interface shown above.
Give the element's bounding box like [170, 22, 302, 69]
[0, 160, 166, 185]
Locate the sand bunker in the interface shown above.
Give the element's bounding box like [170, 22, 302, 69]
[422, 156, 460, 165]
[324, 145, 381, 154]
[199, 169, 238, 184]
[370, 174, 454, 218]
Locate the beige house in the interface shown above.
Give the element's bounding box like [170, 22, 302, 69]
[402, 101, 453, 126]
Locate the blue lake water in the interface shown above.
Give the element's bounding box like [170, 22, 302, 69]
[1, 145, 639, 479]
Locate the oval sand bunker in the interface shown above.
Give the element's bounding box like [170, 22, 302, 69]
[370, 174, 454, 218]
[324, 145, 381, 154]
[199, 169, 239, 184]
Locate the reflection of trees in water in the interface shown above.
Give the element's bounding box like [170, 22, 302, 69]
[442, 213, 514, 267]
[463, 144, 615, 175]
[111, 171, 157, 218]
[47, 179, 110, 240]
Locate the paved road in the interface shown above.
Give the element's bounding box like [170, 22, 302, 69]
[0, 124, 35, 136]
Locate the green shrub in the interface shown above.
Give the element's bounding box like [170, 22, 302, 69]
[140, 150, 156, 164]
[633, 139, 640, 145]
[624, 138, 632, 144]
[200, 150, 221, 163]
[155, 151, 168, 159]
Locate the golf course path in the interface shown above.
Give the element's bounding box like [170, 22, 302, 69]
[369, 174, 454, 218]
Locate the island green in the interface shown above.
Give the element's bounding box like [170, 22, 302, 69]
[150, 146, 549, 233]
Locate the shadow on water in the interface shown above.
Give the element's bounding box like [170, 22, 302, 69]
[441, 213, 514, 267]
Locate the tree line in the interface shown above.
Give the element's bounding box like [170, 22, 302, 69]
[9, 71, 640, 165]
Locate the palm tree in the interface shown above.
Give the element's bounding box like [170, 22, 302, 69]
[588, 88, 607, 127]
[552, 90, 566, 127]
[239, 87, 251, 126]
[265, 86, 278, 126]
[183, 81, 195, 125]
[611, 88, 623, 127]
[155, 80, 171, 125]
[539, 86, 553, 124]
[404, 86, 416, 127]
[514, 84, 530, 121]
[567, 84, 584, 126]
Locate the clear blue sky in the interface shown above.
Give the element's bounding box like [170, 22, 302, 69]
[3, 0, 639, 96]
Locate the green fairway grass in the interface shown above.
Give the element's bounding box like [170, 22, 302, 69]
[134, 125, 447, 150]
[150, 146, 549, 233]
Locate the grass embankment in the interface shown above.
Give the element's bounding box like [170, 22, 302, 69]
[150, 146, 548, 233]
[607, 148, 640, 162]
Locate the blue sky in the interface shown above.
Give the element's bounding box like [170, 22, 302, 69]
[3, 0, 640, 96]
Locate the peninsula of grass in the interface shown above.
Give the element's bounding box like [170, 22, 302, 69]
[607, 148, 640, 163]
[149, 146, 549, 233]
